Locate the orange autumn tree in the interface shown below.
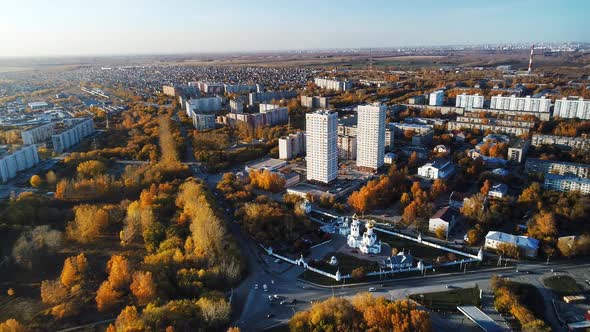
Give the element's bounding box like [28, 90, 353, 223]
[130, 271, 156, 306]
[96, 255, 133, 312]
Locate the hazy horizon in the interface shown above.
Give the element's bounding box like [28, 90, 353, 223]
[1, 0, 588, 57]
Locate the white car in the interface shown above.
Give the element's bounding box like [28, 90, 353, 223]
[368, 287, 376, 292]
[263, 284, 268, 292]
[254, 284, 258, 290]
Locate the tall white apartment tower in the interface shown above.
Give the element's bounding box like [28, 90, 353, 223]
[306, 110, 338, 184]
[356, 104, 386, 171]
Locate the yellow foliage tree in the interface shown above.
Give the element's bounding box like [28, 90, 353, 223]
[96, 281, 121, 312]
[107, 255, 132, 290]
[0, 319, 26, 332]
[60, 253, 88, 289]
[66, 205, 109, 243]
[30, 175, 42, 187]
[130, 271, 156, 306]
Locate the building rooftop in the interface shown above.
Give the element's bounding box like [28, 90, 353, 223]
[245, 157, 287, 171]
[430, 206, 458, 222]
[485, 231, 539, 250]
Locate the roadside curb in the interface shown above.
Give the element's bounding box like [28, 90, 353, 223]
[297, 265, 514, 289]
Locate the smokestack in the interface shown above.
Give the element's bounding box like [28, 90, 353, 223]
[528, 44, 534, 73]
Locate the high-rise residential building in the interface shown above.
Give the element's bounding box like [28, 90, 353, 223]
[455, 93, 484, 109]
[490, 95, 551, 113]
[278, 131, 305, 160]
[356, 104, 386, 171]
[314, 77, 352, 91]
[553, 97, 590, 120]
[306, 110, 338, 184]
[429, 90, 444, 106]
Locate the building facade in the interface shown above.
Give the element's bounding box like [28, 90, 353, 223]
[0, 145, 40, 182]
[306, 110, 338, 184]
[544, 173, 590, 194]
[553, 97, 590, 120]
[484, 231, 539, 258]
[525, 158, 590, 178]
[301, 95, 330, 109]
[356, 104, 386, 171]
[21, 122, 55, 145]
[507, 139, 530, 163]
[314, 77, 352, 92]
[490, 95, 551, 113]
[531, 134, 590, 151]
[455, 93, 484, 109]
[417, 159, 456, 180]
[248, 90, 298, 106]
[218, 106, 288, 128]
[337, 135, 356, 160]
[185, 97, 222, 115]
[52, 118, 95, 153]
[429, 90, 444, 106]
[278, 131, 305, 160]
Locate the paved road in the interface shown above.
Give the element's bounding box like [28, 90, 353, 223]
[238, 258, 590, 331]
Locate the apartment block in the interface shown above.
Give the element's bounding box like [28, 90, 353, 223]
[21, 122, 55, 145]
[507, 139, 530, 163]
[338, 135, 357, 160]
[306, 110, 338, 184]
[51, 118, 95, 153]
[544, 173, 590, 194]
[314, 77, 352, 91]
[278, 131, 305, 160]
[301, 95, 330, 109]
[185, 97, 222, 115]
[490, 95, 551, 113]
[525, 158, 590, 178]
[553, 97, 590, 120]
[531, 134, 590, 151]
[429, 90, 444, 106]
[356, 104, 386, 171]
[248, 90, 298, 106]
[0, 145, 40, 182]
[455, 93, 484, 109]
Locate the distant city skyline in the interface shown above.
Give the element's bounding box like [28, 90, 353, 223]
[0, 0, 588, 57]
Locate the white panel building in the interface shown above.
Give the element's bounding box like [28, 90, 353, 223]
[21, 122, 55, 145]
[490, 95, 551, 113]
[356, 104, 386, 171]
[185, 97, 222, 115]
[553, 97, 590, 120]
[278, 131, 306, 160]
[455, 93, 484, 109]
[429, 90, 444, 106]
[0, 145, 40, 182]
[314, 78, 352, 92]
[306, 110, 338, 184]
[52, 118, 95, 153]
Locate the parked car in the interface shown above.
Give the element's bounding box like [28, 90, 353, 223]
[368, 287, 377, 292]
[263, 284, 268, 292]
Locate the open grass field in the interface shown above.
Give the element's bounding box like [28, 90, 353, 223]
[409, 286, 481, 311]
[543, 275, 585, 296]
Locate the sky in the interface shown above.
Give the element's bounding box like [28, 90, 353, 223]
[0, 0, 588, 57]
